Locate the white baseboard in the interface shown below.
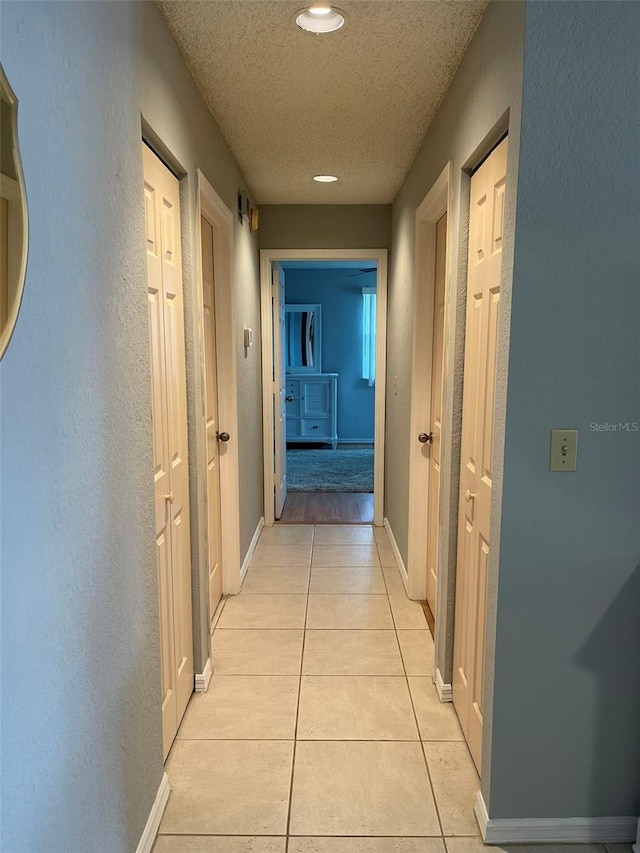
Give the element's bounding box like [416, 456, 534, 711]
[210, 594, 227, 633]
[194, 657, 212, 693]
[136, 772, 170, 853]
[435, 668, 453, 702]
[476, 792, 638, 844]
[474, 791, 490, 839]
[383, 518, 408, 592]
[240, 516, 264, 585]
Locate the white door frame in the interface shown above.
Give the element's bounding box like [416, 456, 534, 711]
[407, 163, 453, 601]
[260, 248, 388, 527]
[195, 170, 241, 595]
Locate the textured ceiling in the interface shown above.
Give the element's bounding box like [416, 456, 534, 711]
[156, 0, 487, 204]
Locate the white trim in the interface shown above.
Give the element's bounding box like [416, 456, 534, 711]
[260, 249, 388, 528]
[435, 667, 453, 702]
[194, 658, 212, 692]
[196, 170, 241, 595]
[407, 162, 453, 602]
[475, 792, 638, 845]
[475, 790, 490, 838]
[240, 516, 264, 585]
[210, 594, 227, 633]
[136, 773, 170, 853]
[373, 252, 388, 527]
[260, 252, 275, 526]
[383, 517, 408, 592]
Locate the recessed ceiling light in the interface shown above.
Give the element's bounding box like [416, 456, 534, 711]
[313, 174, 339, 183]
[295, 6, 345, 33]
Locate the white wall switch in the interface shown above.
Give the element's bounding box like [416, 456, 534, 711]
[243, 328, 253, 348]
[549, 428, 578, 471]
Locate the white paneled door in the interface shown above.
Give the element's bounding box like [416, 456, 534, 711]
[273, 263, 287, 519]
[200, 215, 223, 632]
[143, 142, 194, 760]
[453, 137, 508, 775]
[425, 212, 447, 614]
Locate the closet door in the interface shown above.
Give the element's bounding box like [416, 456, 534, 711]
[453, 137, 508, 775]
[143, 143, 194, 759]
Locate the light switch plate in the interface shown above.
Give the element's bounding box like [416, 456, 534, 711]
[550, 428, 578, 472]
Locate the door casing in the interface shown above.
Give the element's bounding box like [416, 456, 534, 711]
[260, 248, 388, 527]
[407, 163, 453, 607]
[195, 170, 241, 596]
[272, 263, 288, 519]
[200, 213, 224, 633]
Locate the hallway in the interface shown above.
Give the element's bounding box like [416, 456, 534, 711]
[154, 523, 481, 850]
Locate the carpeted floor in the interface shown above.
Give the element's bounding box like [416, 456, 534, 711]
[286, 448, 374, 493]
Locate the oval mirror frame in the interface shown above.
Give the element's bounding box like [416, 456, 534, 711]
[0, 64, 29, 360]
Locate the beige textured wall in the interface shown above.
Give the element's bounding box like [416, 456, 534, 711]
[259, 205, 391, 249]
[234, 220, 264, 556]
[386, 0, 525, 702]
[140, 3, 263, 671]
[0, 2, 262, 849]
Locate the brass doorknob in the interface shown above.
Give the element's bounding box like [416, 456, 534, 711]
[418, 432, 433, 444]
[216, 431, 230, 442]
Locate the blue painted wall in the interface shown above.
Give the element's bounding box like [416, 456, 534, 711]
[488, 0, 640, 820]
[285, 268, 375, 441]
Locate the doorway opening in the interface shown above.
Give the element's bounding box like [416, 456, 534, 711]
[281, 261, 375, 523]
[260, 249, 388, 527]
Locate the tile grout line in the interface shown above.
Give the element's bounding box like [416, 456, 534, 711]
[157, 832, 468, 839]
[243, 522, 309, 848]
[186, 527, 454, 846]
[377, 531, 446, 837]
[217, 627, 424, 631]
[284, 523, 315, 843]
[386, 548, 446, 841]
[413, 695, 446, 839]
[175, 736, 466, 742]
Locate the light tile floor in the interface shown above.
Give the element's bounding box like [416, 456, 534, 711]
[154, 525, 632, 853]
